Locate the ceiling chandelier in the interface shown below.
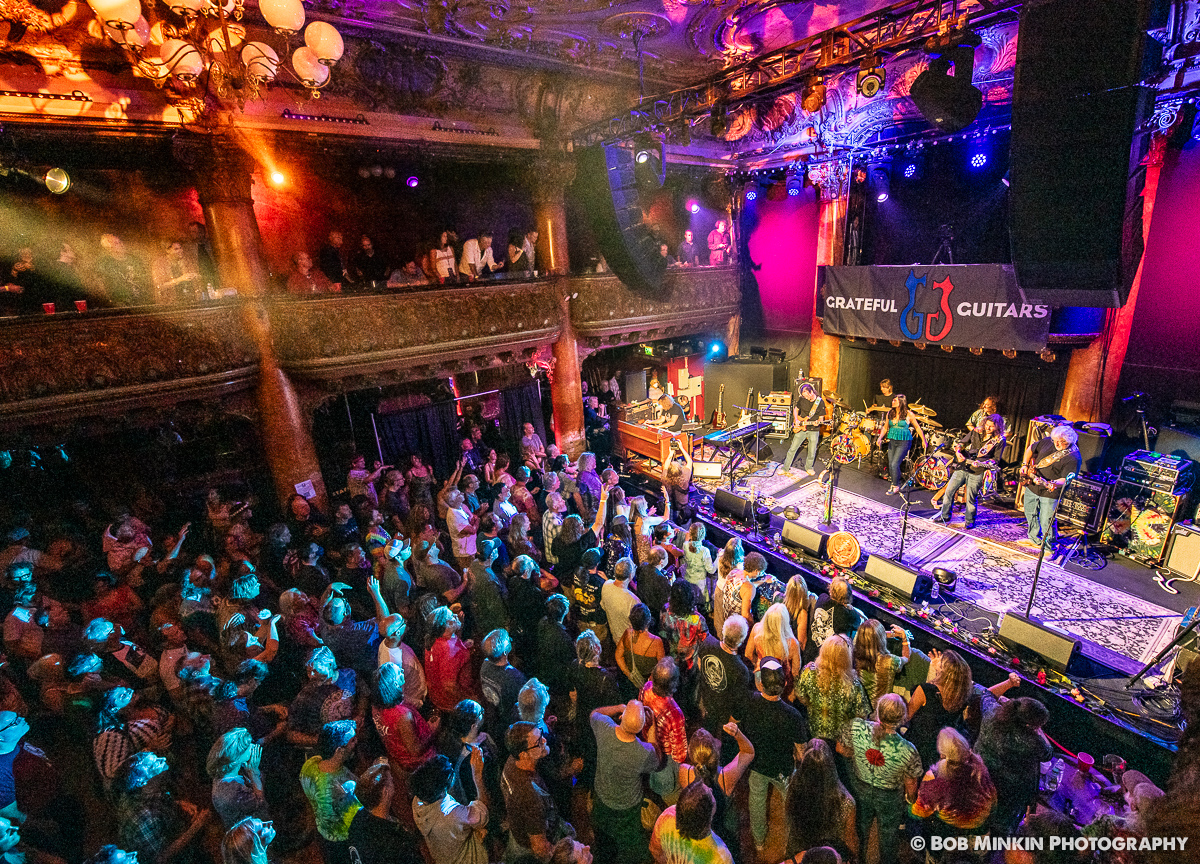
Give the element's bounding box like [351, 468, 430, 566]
[85, 0, 344, 111]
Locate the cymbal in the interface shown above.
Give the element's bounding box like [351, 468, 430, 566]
[822, 390, 851, 409]
[866, 405, 889, 413]
[920, 418, 944, 429]
[909, 404, 937, 417]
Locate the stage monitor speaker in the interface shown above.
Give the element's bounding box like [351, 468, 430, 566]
[781, 520, 829, 558]
[692, 461, 724, 481]
[1073, 423, 1112, 475]
[1008, 0, 1158, 307]
[862, 555, 923, 601]
[998, 612, 1082, 673]
[1155, 427, 1200, 464]
[576, 145, 665, 295]
[714, 488, 753, 522]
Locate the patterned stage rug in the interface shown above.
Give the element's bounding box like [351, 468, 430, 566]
[694, 461, 806, 502]
[777, 482, 1182, 665]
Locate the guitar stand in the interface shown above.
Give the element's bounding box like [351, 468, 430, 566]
[1054, 528, 1106, 572]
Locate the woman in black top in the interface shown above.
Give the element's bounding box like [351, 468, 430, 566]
[568, 629, 620, 786]
[551, 490, 609, 578]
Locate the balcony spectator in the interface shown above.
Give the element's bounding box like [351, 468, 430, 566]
[678, 229, 700, 266]
[459, 232, 504, 281]
[318, 230, 349, 286]
[522, 229, 539, 272]
[427, 231, 459, 284]
[707, 220, 731, 266]
[152, 239, 203, 304]
[286, 252, 334, 295]
[387, 260, 426, 289]
[351, 235, 388, 285]
[186, 220, 217, 289]
[96, 233, 150, 307]
[507, 230, 531, 275]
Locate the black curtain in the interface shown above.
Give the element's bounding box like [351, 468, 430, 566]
[375, 401, 460, 480]
[836, 342, 1068, 459]
[499, 379, 547, 457]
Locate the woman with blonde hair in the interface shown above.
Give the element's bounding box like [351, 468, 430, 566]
[676, 722, 755, 850]
[912, 727, 997, 835]
[853, 619, 910, 707]
[631, 495, 669, 566]
[906, 648, 1020, 766]
[221, 816, 275, 864]
[795, 635, 870, 743]
[208, 727, 268, 828]
[745, 603, 802, 686]
[682, 522, 717, 606]
[840, 693, 922, 864]
[783, 575, 817, 663]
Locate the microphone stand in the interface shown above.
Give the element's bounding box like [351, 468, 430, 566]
[894, 474, 918, 565]
[1024, 473, 1076, 618]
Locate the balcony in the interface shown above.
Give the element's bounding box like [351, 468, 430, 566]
[566, 266, 740, 350]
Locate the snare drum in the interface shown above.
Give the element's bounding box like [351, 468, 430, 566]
[912, 451, 954, 490]
[839, 411, 864, 434]
[859, 416, 880, 436]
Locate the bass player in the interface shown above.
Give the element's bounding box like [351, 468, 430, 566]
[783, 381, 826, 475]
[932, 414, 1006, 529]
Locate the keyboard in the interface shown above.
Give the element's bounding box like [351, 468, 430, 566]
[703, 421, 774, 444]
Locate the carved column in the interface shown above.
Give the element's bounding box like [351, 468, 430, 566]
[187, 135, 327, 509]
[810, 162, 848, 394]
[1059, 135, 1167, 422]
[551, 292, 587, 458]
[528, 154, 576, 275]
[191, 136, 271, 296]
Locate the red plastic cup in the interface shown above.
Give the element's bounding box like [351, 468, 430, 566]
[75, 300, 87, 313]
[42, 302, 55, 315]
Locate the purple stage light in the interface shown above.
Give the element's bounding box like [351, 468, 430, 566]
[970, 153, 987, 168]
[689, 201, 700, 213]
[745, 189, 757, 201]
[904, 163, 917, 178]
[406, 176, 419, 188]
[787, 187, 800, 196]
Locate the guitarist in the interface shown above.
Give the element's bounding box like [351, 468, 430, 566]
[933, 414, 1006, 530]
[783, 382, 826, 475]
[1019, 424, 1080, 548]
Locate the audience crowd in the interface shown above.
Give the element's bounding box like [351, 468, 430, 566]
[0, 406, 1195, 864]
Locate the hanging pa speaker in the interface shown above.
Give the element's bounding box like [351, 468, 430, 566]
[713, 488, 753, 522]
[998, 612, 1082, 673]
[1008, 0, 1158, 307]
[862, 555, 923, 601]
[781, 520, 829, 558]
[575, 144, 665, 295]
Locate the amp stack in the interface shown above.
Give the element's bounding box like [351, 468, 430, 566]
[1100, 450, 1196, 566]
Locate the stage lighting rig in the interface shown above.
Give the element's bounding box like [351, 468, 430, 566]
[801, 77, 827, 114]
[785, 163, 803, 197]
[856, 57, 886, 99]
[910, 28, 983, 133]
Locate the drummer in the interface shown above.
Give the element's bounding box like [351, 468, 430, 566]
[966, 396, 1002, 433]
[933, 414, 1006, 529]
[783, 382, 825, 475]
[873, 379, 895, 411]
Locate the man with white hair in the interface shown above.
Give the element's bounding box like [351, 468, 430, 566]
[590, 700, 662, 864]
[445, 489, 480, 571]
[1020, 424, 1080, 548]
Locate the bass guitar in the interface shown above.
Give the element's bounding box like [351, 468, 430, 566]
[736, 387, 755, 427]
[709, 384, 727, 429]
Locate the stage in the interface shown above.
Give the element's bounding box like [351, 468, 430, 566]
[691, 455, 1199, 674]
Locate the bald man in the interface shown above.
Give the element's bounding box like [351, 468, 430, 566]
[590, 700, 664, 864]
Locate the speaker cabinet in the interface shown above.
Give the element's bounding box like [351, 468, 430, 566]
[998, 612, 1082, 673]
[781, 520, 829, 558]
[703, 360, 790, 423]
[713, 489, 753, 522]
[862, 555, 922, 601]
[1009, 0, 1157, 307]
[1165, 524, 1200, 581]
[1155, 427, 1200, 464]
[1074, 423, 1112, 475]
[576, 145, 665, 295]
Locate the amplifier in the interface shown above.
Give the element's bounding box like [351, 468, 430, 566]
[759, 391, 793, 407]
[1100, 479, 1189, 566]
[1057, 473, 1115, 533]
[1119, 450, 1196, 495]
[1165, 524, 1200, 581]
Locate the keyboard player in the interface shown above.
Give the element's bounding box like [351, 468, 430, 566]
[647, 393, 687, 433]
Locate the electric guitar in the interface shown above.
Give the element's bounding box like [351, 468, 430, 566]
[710, 384, 727, 429]
[737, 388, 754, 427]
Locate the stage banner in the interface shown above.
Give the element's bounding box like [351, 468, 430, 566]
[818, 265, 1051, 352]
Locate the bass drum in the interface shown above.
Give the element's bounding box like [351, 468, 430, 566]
[852, 430, 872, 456]
[831, 434, 858, 464]
[912, 451, 954, 490]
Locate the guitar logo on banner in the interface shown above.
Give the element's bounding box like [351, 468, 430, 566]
[818, 264, 1052, 353]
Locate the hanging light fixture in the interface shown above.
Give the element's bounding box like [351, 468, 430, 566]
[90, 0, 343, 114]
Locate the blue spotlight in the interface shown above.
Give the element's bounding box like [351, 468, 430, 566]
[970, 152, 987, 168]
[904, 163, 917, 178]
[745, 189, 757, 201]
[709, 340, 729, 362]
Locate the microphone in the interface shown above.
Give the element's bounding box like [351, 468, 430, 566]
[900, 473, 918, 491]
[1060, 472, 1077, 491]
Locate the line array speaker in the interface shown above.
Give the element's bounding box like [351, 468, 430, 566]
[998, 612, 1081, 673]
[1008, 0, 1158, 307]
[576, 144, 665, 295]
[862, 555, 922, 601]
[713, 488, 753, 522]
[781, 520, 829, 558]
